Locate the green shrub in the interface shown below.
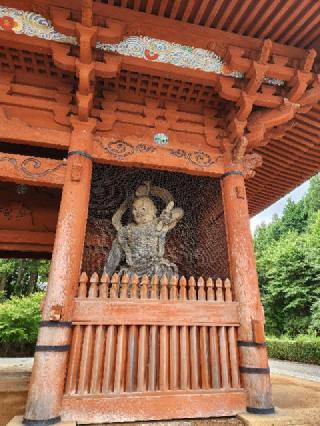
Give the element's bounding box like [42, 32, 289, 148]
[0, 292, 43, 344]
[267, 335, 320, 365]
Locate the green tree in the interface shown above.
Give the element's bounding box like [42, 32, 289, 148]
[254, 174, 320, 336]
[258, 229, 320, 336]
[0, 292, 43, 343]
[280, 198, 308, 234]
[0, 258, 50, 298]
[304, 174, 320, 222]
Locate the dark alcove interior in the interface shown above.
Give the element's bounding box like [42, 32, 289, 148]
[82, 164, 229, 279]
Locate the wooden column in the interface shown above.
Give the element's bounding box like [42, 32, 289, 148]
[23, 118, 96, 425]
[221, 170, 274, 414]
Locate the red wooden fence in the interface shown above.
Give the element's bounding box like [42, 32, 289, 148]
[61, 273, 246, 423]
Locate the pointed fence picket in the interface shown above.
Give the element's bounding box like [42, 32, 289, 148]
[76, 271, 235, 302]
[62, 271, 244, 422]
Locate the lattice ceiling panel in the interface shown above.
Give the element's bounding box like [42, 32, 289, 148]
[102, 69, 233, 110]
[0, 46, 74, 83]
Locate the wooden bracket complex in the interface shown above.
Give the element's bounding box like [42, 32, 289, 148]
[225, 38, 319, 172]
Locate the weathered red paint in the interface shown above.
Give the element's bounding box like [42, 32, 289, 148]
[1, 0, 319, 422]
[222, 172, 274, 411]
[24, 118, 96, 422]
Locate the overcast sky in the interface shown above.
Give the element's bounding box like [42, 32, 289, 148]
[250, 180, 310, 234]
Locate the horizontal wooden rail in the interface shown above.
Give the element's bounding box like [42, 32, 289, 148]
[62, 390, 246, 423]
[0, 230, 54, 253]
[0, 152, 66, 187]
[72, 300, 239, 326]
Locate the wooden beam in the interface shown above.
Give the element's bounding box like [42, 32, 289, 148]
[0, 29, 51, 54]
[72, 300, 240, 326]
[0, 108, 70, 149]
[0, 152, 67, 187]
[0, 229, 54, 253]
[62, 391, 246, 423]
[93, 137, 224, 177]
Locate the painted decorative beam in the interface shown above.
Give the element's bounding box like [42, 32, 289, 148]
[0, 6, 287, 86]
[0, 152, 67, 187]
[93, 136, 224, 177]
[3, 0, 307, 58]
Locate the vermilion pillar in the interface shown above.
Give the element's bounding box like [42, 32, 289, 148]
[221, 170, 274, 414]
[23, 118, 96, 425]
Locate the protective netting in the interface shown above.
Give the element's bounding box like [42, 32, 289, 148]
[82, 164, 229, 279]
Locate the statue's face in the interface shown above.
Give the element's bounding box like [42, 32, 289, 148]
[132, 197, 157, 225]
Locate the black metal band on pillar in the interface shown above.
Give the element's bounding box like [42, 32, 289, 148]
[240, 366, 270, 374]
[35, 344, 70, 352]
[22, 416, 62, 425]
[68, 150, 93, 161]
[221, 170, 244, 179]
[247, 406, 275, 415]
[39, 321, 72, 328]
[238, 340, 267, 347]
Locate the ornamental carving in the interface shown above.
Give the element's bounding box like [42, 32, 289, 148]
[98, 140, 156, 160]
[243, 153, 263, 178]
[0, 156, 67, 177]
[170, 149, 220, 168]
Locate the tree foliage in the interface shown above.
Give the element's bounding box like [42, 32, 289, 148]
[254, 174, 320, 336]
[0, 292, 43, 343]
[0, 258, 49, 297]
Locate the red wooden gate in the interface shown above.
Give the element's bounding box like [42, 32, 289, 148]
[61, 272, 246, 423]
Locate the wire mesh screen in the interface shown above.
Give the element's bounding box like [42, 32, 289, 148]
[82, 164, 229, 279]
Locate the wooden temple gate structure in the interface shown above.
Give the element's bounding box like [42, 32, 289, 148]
[0, 0, 320, 424]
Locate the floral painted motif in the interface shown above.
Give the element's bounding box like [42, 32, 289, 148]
[0, 6, 76, 43]
[0, 6, 285, 86]
[99, 36, 226, 75]
[144, 49, 159, 61]
[0, 15, 16, 31]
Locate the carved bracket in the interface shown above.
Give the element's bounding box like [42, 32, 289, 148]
[242, 153, 263, 179]
[245, 98, 300, 150]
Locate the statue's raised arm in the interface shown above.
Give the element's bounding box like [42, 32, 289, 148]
[158, 201, 184, 231]
[111, 195, 133, 231]
[105, 194, 133, 276]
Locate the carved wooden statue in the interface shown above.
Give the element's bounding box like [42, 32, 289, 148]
[105, 181, 184, 277]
